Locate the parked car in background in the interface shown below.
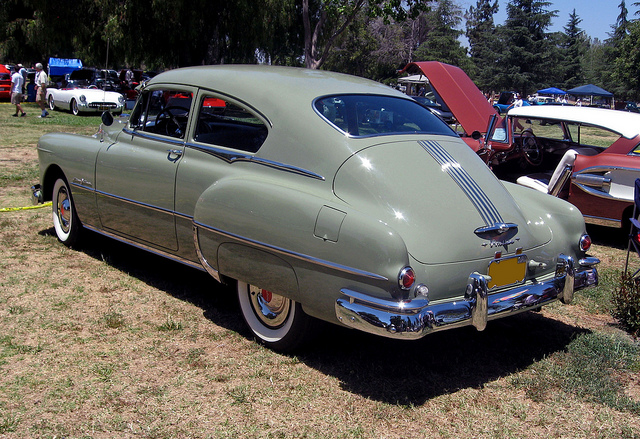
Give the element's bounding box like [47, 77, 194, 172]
[65, 68, 118, 91]
[399, 62, 569, 169]
[411, 95, 455, 123]
[0, 64, 12, 100]
[493, 91, 531, 113]
[46, 84, 124, 115]
[512, 105, 640, 229]
[95, 69, 121, 91]
[33, 65, 598, 351]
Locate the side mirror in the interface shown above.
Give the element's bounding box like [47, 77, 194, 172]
[471, 130, 482, 140]
[101, 111, 114, 126]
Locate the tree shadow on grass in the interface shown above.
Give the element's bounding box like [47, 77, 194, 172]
[40, 226, 590, 406]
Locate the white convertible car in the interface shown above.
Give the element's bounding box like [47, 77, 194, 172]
[46, 85, 125, 116]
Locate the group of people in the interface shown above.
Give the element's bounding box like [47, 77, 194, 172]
[10, 62, 50, 118]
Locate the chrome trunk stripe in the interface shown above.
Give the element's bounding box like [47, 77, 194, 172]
[419, 140, 504, 225]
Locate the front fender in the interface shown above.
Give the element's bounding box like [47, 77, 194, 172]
[38, 132, 103, 226]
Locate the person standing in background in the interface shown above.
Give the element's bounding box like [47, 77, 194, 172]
[10, 66, 26, 117]
[34, 62, 49, 118]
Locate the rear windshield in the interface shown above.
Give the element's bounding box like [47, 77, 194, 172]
[314, 94, 456, 138]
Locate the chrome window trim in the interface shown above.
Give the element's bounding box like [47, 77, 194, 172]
[186, 142, 325, 181]
[312, 94, 457, 139]
[194, 221, 388, 282]
[122, 127, 186, 147]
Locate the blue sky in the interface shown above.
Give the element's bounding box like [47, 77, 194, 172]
[458, 0, 632, 42]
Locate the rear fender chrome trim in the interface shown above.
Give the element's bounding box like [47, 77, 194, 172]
[193, 222, 388, 282]
[193, 225, 221, 282]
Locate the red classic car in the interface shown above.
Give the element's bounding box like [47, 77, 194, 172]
[400, 62, 540, 167]
[513, 105, 640, 228]
[400, 61, 640, 229]
[0, 64, 12, 100]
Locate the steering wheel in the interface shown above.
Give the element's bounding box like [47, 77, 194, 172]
[521, 129, 543, 166]
[156, 106, 189, 137]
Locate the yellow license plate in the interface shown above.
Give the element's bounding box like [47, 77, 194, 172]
[487, 255, 527, 289]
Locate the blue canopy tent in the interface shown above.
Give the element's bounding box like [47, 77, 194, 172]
[567, 84, 613, 107]
[48, 58, 83, 77]
[537, 87, 566, 95]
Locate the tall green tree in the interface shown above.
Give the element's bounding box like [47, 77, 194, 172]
[493, 0, 558, 95]
[559, 9, 589, 90]
[465, 0, 499, 91]
[413, 0, 471, 72]
[613, 20, 640, 100]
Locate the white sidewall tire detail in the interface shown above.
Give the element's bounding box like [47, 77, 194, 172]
[52, 178, 79, 245]
[237, 281, 296, 344]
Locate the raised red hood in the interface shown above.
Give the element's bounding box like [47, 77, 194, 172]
[400, 61, 498, 136]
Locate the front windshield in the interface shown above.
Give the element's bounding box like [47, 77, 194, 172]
[314, 94, 456, 137]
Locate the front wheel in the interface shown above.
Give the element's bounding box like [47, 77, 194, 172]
[237, 281, 315, 352]
[48, 94, 56, 111]
[52, 177, 81, 246]
[70, 99, 80, 116]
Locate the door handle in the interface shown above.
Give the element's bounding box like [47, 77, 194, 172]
[167, 149, 183, 162]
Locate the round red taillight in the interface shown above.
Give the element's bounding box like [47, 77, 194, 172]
[579, 234, 592, 252]
[398, 267, 416, 290]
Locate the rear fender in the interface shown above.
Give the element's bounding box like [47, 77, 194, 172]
[193, 177, 410, 303]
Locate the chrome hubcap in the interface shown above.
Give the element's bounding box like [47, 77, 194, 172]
[248, 285, 290, 328]
[56, 188, 71, 233]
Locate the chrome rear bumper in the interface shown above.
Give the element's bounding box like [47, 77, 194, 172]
[335, 255, 599, 339]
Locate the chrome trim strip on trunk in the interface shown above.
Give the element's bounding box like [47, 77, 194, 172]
[193, 221, 388, 282]
[419, 140, 504, 225]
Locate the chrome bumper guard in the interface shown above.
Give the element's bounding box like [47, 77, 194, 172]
[335, 255, 599, 340]
[31, 184, 43, 205]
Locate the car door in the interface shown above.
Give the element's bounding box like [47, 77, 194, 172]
[95, 87, 196, 251]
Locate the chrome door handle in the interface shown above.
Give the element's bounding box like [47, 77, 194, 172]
[167, 149, 183, 162]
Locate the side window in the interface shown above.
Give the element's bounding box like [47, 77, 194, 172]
[513, 117, 566, 140]
[194, 96, 268, 153]
[130, 89, 192, 139]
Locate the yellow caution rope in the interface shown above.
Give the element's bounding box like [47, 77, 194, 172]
[0, 201, 52, 212]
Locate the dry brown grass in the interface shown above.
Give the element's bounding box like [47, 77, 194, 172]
[0, 102, 639, 438]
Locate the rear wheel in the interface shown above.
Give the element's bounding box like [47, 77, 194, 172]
[52, 177, 81, 246]
[237, 281, 315, 352]
[48, 95, 56, 111]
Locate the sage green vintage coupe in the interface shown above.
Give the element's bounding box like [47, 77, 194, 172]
[34, 65, 599, 351]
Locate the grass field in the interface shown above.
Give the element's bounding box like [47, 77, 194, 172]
[0, 101, 639, 438]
